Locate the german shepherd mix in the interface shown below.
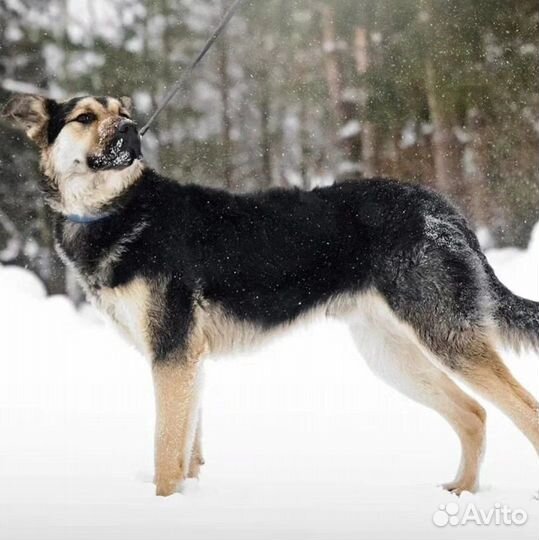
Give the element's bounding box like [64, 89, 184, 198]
[2, 94, 539, 497]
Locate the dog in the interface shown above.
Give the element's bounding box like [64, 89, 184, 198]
[2, 93, 538, 497]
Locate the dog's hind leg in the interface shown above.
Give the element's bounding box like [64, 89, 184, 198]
[451, 342, 539, 455]
[188, 409, 205, 479]
[347, 294, 486, 494]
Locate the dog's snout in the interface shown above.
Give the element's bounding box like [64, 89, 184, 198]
[115, 119, 142, 160]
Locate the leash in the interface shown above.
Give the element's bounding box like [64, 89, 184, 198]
[139, 0, 247, 137]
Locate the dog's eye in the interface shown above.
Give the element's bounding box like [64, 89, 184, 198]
[74, 113, 96, 125]
[119, 113, 130, 119]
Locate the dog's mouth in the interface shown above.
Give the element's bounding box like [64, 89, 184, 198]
[87, 129, 143, 171]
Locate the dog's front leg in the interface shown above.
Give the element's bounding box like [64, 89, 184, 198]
[153, 354, 204, 497]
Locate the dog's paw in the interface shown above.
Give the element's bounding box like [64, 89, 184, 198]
[155, 476, 184, 497]
[187, 456, 205, 479]
[441, 480, 477, 496]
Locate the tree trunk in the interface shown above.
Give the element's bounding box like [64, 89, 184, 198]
[425, 60, 469, 212]
[218, 21, 233, 190]
[466, 109, 494, 229]
[355, 27, 377, 178]
[321, 6, 345, 119]
[298, 102, 310, 188]
[361, 120, 378, 178]
[141, 7, 162, 168]
[259, 76, 273, 187]
[321, 6, 362, 177]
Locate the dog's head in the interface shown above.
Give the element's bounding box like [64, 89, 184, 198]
[2, 94, 144, 215]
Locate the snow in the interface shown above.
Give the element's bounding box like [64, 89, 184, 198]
[0, 78, 58, 99]
[338, 120, 361, 140]
[337, 160, 363, 176]
[1, 230, 539, 539]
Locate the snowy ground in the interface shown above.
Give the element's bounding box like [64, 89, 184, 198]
[1, 233, 539, 540]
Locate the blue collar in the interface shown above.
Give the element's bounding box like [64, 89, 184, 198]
[66, 212, 111, 224]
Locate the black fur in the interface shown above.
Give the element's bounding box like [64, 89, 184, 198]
[46, 97, 80, 143]
[46, 96, 113, 143]
[55, 170, 535, 364]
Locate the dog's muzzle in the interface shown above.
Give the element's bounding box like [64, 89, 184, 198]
[88, 120, 142, 171]
[117, 120, 142, 159]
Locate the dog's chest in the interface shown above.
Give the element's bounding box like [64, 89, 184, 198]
[93, 278, 152, 357]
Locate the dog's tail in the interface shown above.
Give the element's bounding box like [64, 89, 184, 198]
[486, 262, 539, 352]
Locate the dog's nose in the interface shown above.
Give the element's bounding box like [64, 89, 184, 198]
[118, 120, 137, 135]
[116, 119, 142, 159]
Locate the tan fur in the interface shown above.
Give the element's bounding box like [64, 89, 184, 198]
[346, 290, 486, 494]
[97, 277, 153, 357]
[93, 278, 364, 363]
[38, 97, 143, 216]
[93, 275, 207, 493]
[188, 410, 205, 479]
[153, 353, 204, 496]
[346, 290, 539, 494]
[2, 94, 50, 145]
[191, 291, 362, 358]
[457, 346, 539, 453]
[94, 282, 536, 497]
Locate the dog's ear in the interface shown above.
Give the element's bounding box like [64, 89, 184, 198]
[119, 96, 134, 115]
[1, 94, 53, 146]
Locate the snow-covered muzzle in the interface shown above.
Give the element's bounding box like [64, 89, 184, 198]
[87, 117, 142, 171]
